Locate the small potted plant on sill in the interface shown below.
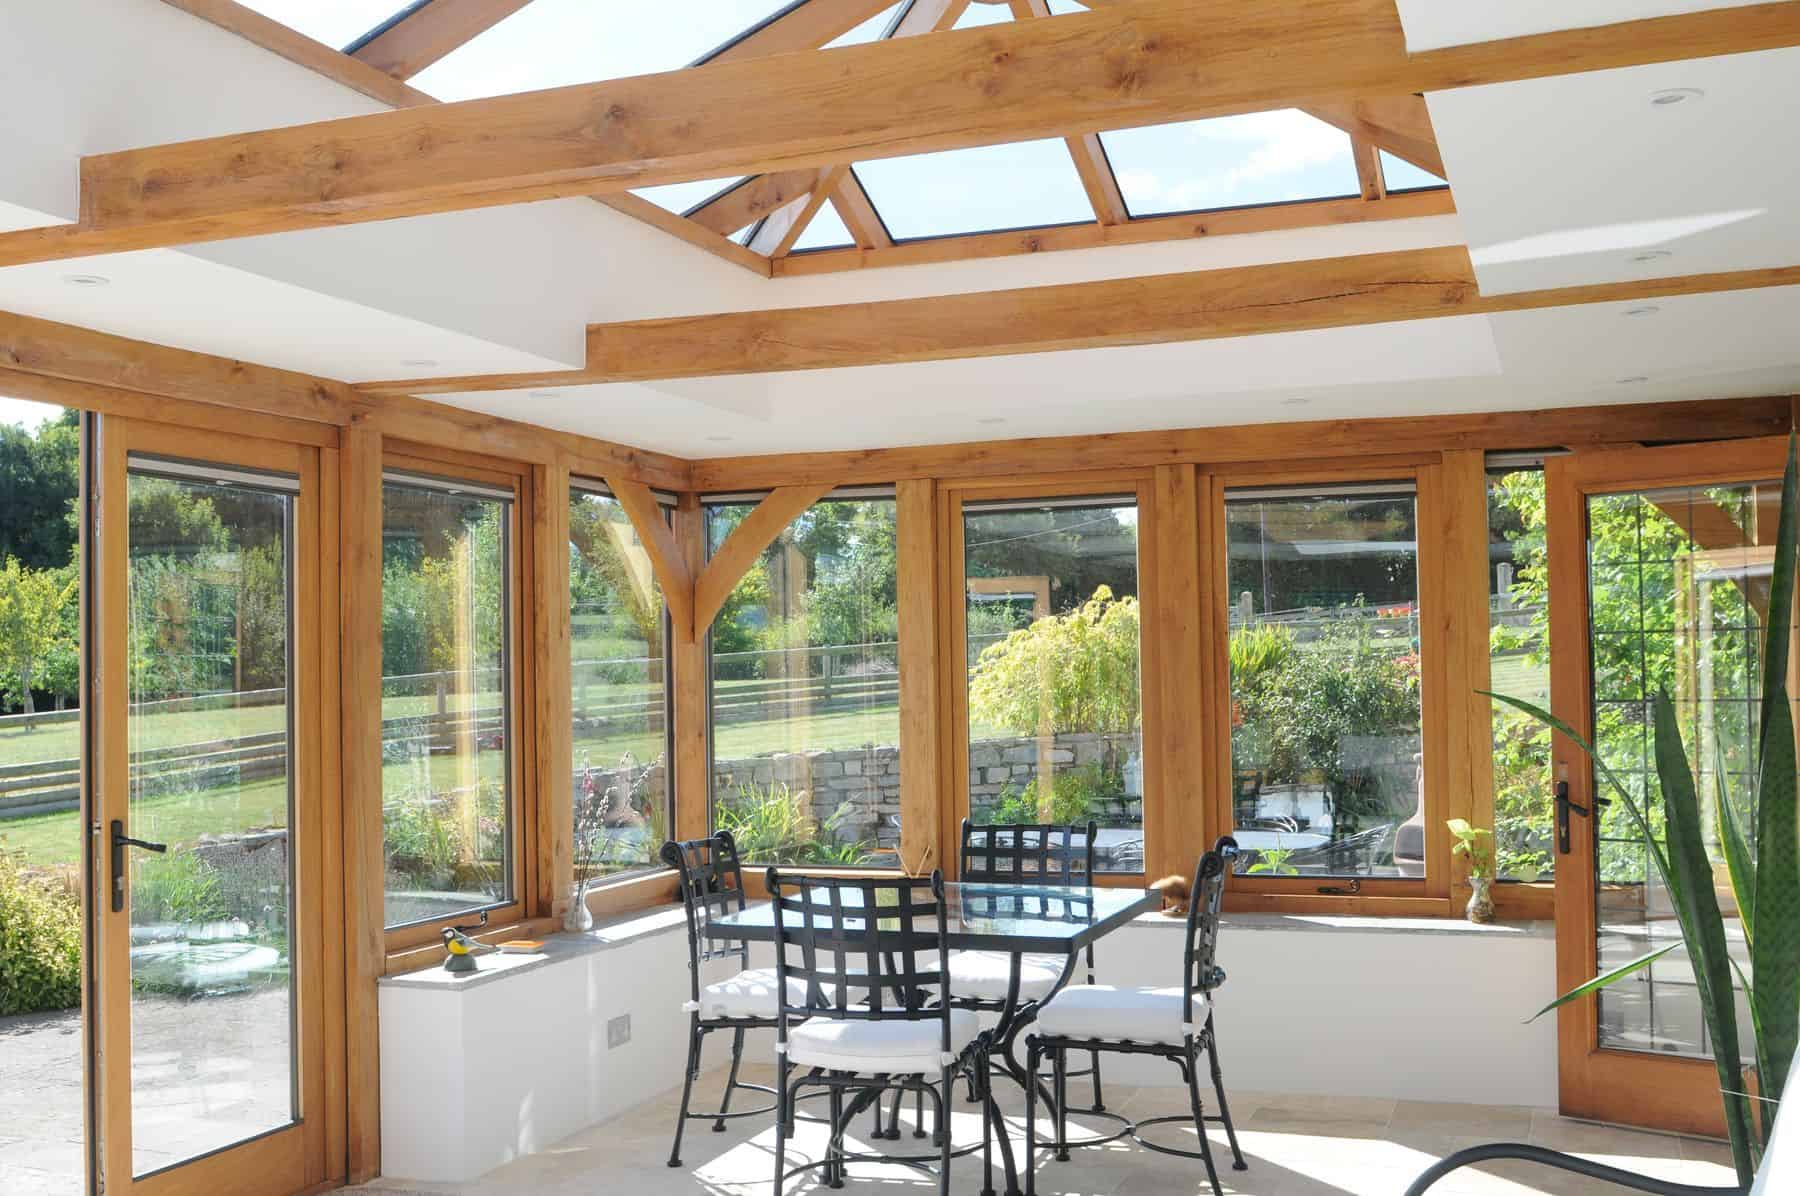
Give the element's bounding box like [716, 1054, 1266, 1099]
[1446, 818, 1495, 923]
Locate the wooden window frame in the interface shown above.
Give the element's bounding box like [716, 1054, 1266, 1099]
[568, 481, 680, 898]
[1203, 456, 1456, 915]
[379, 444, 541, 953]
[698, 488, 907, 874]
[940, 470, 1158, 886]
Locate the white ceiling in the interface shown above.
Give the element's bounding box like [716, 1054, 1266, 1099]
[0, 0, 1794, 459]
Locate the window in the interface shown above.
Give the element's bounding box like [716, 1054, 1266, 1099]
[1380, 150, 1448, 193]
[1487, 458, 1554, 882]
[1225, 485, 1422, 878]
[705, 494, 899, 867]
[962, 496, 1144, 874]
[569, 483, 671, 883]
[236, 1, 403, 49]
[854, 140, 1095, 240]
[1100, 111, 1359, 219]
[379, 471, 514, 928]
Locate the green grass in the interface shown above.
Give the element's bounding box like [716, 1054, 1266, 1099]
[1490, 652, 1549, 707]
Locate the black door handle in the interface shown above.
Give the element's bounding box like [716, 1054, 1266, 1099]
[1554, 780, 1609, 855]
[110, 819, 167, 913]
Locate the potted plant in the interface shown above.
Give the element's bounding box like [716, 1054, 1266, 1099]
[1446, 818, 1495, 923]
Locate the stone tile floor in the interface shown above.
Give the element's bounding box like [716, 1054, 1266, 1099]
[347, 1065, 1741, 1195]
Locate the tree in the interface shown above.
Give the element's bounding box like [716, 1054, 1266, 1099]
[968, 585, 1141, 736]
[0, 409, 79, 571]
[0, 558, 77, 724]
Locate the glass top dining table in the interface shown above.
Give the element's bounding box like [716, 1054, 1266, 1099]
[706, 881, 1158, 956]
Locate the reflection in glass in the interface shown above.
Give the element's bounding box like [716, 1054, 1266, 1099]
[569, 489, 669, 883]
[380, 479, 511, 928]
[962, 498, 1143, 874]
[1225, 489, 1422, 878]
[705, 498, 899, 867]
[1488, 466, 1555, 882]
[1587, 482, 1773, 1059]
[126, 465, 296, 1175]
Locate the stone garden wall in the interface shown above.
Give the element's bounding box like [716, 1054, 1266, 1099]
[710, 730, 1144, 849]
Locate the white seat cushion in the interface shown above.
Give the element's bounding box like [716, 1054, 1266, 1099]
[788, 1008, 981, 1074]
[1035, 984, 1209, 1046]
[948, 950, 1065, 1002]
[698, 967, 864, 1020]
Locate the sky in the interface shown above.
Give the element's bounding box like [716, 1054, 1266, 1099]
[238, 1, 1438, 245]
[0, 396, 62, 431]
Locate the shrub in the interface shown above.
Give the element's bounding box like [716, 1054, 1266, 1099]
[988, 760, 1126, 826]
[715, 780, 871, 865]
[0, 852, 81, 1015]
[132, 850, 229, 926]
[968, 586, 1139, 737]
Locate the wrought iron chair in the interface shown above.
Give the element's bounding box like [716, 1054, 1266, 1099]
[767, 869, 994, 1196]
[1024, 836, 1248, 1196]
[952, 819, 1106, 1110]
[660, 831, 790, 1168]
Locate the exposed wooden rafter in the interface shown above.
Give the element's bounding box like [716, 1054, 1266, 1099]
[1306, 94, 1447, 181]
[347, 0, 536, 81]
[356, 249, 1800, 391]
[35, 0, 1799, 267]
[154, 0, 767, 274]
[1008, 0, 1129, 224]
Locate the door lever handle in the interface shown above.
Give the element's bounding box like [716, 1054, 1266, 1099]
[1554, 781, 1609, 855]
[110, 819, 167, 913]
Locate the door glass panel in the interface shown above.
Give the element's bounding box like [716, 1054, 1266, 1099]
[1586, 481, 1773, 1059]
[126, 464, 296, 1176]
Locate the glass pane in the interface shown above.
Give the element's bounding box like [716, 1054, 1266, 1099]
[570, 491, 669, 883]
[632, 177, 746, 219]
[706, 498, 899, 867]
[380, 481, 512, 928]
[1225, 490, 1422, 878]
[962, 499, 1144, 874]
[826, 3, 903, 47]
[1489, 466, 1554, 882]
[792, 202, 855, 253]
[1587, 480, 1776, 1059]
[855, 140, 1095, 240]
[236, 1, 408, 50]
[1380, 150, 1447, 192]
[125, 466, 296, 1176]
[0, 401, 83, 1191]
[1101, 110, 1359, 219]
[413, 0, 794, 102]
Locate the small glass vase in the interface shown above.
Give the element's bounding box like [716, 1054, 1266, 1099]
[563, 879, 594, 933]
[1466, 876, 1495, 924]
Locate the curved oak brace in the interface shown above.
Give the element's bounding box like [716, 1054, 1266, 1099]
[604, 477, 696, 643]
[693, 484, 837, 638]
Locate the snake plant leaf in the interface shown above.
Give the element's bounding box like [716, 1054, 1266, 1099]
[1759, 433, 1799, 749]
[1714, 718, 1756, 951]
[1652, 690, 1758, 1184]
[1753, 684, 1799, 1121]
[1524, 942, 1678, 1024]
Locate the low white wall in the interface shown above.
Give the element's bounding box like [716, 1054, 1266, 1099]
[376, 906, 1557, 1183]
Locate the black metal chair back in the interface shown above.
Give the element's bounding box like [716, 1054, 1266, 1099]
[661, 831, 752, 1004]
[959, 819, 1097, 884]
[1184, 836, 1239, 1006]
[766, 869, 954, 1050]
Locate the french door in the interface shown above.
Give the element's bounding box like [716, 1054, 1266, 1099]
[91, 417, 333, 1194]
[1548, 437, 1788, 1134]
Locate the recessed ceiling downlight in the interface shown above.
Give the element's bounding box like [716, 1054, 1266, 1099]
[705, 435, 733, 443]
[400, 358, 439, 369]
[1623, 305, 1661, 317]
[1629, 250, 1673, 265]
[1650, 88, 1704, 107]
[1616, 376, 1650, 385]
[976, 417, 1007, 425]
[62, 273, 110, 287]
[1280, 396, 1312, 406]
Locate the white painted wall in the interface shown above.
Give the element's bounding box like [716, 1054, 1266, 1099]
[377, 909, 1557, 1184]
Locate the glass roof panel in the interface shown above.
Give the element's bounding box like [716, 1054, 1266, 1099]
[414, 0, 796, 102]
[792, 204, 856, 253]
[237, 1, 409, 50]
[632, 178, 747, 219]
[855, 139, 1094, 240]
[1046, 0, 1088, 12]
[826, 3, 905, 48]
[953, 3, 1014, 29]
[1380, 151, 1448, 192]
[1100, 110, 1360, 219]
